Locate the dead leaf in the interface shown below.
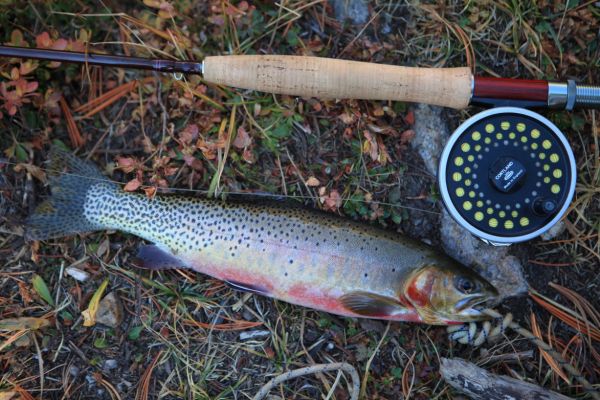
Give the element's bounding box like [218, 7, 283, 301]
[179, 124, 199, 145]
[0, 391, 17, 400]
[400, 129, 415, 144]
[363, 130, 379, 162]
[124, 178, 141, 192]
[82, 279, 109, 327]
[143, 0, 161, 7]
[0, 317, 50, 331]
[17, 281, 34, 305]
[320, 190, 342, 211]
[404, 110, 415, 125]
[339, 112, 356, 125]
[306, 176, 320, 187]
[233, 126, 251, 149]
[96, 238, 110, 258]
[116, 156, 137, 173]
[143, 186, 157, 198]
[242, 148, 255, 164]
[13, 163, 46, 183]
[95, 292, 123, 328]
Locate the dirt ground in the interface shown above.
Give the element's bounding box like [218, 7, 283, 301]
[0, 1, 599, 399]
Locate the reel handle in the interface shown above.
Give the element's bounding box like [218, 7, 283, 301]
[203, 55, 473, 109]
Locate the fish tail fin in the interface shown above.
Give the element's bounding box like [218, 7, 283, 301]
[25, 146, 117, 240]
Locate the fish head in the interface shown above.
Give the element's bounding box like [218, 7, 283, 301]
[402, 262, 498, 324]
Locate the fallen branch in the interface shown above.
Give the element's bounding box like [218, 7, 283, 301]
[440, 357, 572, 400]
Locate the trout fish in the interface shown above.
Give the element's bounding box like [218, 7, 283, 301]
[26, 148, 498, 325]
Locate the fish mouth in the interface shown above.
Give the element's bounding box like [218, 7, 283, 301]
[455, 294, 490, 314]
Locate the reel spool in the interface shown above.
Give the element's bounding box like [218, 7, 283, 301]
[439, 107, 576, 245]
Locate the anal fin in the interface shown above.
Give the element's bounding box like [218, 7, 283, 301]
[340, 291, 409, 317]
[133, 245, 186, 270]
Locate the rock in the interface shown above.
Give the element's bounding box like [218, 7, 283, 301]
[239, 330, 270, 341]
[95, 292, 124, 328]
[411, 104, 527, 300]
[411, 104, 449, 176]
[65, 267, 90, 282]
[69, 365, 80, 377]
[103, 359, 118, 370]
[440, 210, 528, 300]
[330, 0, 369, 25]
[85, 373, 97, 386]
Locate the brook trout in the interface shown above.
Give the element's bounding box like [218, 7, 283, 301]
[26, 148, 498, 325]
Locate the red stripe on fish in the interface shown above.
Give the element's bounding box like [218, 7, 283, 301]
[405, 271, 434, 308]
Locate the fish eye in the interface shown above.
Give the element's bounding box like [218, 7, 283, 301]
[454, 277, 477, 294]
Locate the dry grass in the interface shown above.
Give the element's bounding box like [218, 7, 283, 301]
[0, 0, 599, 399]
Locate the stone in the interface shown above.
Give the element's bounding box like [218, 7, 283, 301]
[239, 330, 270, 341]
[440, 210, 528, 300]
[410, 103, 449, 176]
[65, 267, 90, 282]
[330, 0, 369, 25]
[95, 292, 124, 328]
[411, 104, 528, 300]
[103, 359, 118, 370]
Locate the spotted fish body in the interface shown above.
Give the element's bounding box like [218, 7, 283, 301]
[26, 148, 498, 325]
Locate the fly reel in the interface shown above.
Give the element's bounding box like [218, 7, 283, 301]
[439, 107, 576, 245]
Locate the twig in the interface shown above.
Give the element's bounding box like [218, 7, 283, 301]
[253, 363, 360, 400]
[483, 309, 600, 400]
[360, 322, 390, 398]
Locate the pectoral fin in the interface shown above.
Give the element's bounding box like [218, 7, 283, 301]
[340, 291, 408, 317]
[132, 245, 187, 270]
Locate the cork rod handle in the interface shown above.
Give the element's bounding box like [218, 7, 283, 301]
[203, 55, 473, 109]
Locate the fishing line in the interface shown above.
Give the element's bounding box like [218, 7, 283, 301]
[0, 159, 441, 215]
[448, 308, 600, 400]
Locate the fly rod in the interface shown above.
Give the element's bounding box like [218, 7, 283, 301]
[2, 44, 599, 245]
[1, 45, 599, 110]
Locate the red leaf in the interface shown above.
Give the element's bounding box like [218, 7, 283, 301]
[233, 126, 251, 149]
[124, 178, 141, 192]
[143, 186, 157, 198]
[321, 190, 342, 211]
[404, 110, 415, 125]
[35, 32, 52, 48]
[116, 157, 137, 173]
[242, 148, 255, 163]
[400, 129, 415, 144]
[179, 124, 199, 145]
[51, 38, 68, 51]
[19, 61, 38, 76]
[25, 81, 39, 93]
